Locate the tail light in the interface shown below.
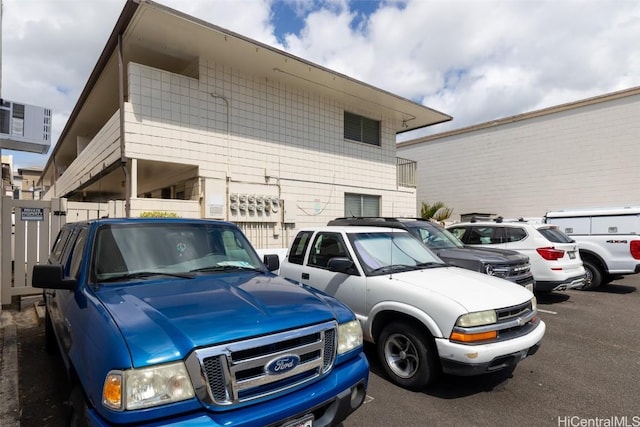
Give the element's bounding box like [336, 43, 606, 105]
[631, 241, 640, 260]
[536, 247, 565, 261]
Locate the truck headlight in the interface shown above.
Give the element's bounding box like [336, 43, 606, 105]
[103, 361, 195, 411]
[337, 320, 363, 354]
[455, 310, 497, 328]
[451, 310, 499, 343]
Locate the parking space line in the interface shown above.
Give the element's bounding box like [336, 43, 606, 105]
[538, 309, 557, 315]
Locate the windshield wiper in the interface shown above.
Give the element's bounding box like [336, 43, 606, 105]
[190, 265, 263, 273]
[369, 264, 415, 274]
[369, 263, 446, 274]
[415, 262, 448, 269]
[98, 271, 196, 283]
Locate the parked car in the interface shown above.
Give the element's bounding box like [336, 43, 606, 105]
[32, 218, 368, 426]
[448, 219, 586, 292]
[328, 217, 534, 291]
[544, 207, 640, 289]
[277, 226, 545, 390]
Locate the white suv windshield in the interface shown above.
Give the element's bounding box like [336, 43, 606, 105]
[348, 231, 443, 275]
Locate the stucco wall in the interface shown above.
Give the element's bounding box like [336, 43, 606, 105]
[398, 94, 640, 221]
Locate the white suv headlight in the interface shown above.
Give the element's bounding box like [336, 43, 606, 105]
[337, 320, 363, 354]
[103, 361, 195, 411]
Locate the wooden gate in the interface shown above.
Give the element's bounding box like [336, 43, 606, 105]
[0, 197, 126, 308]
[1, 197, 66, 306]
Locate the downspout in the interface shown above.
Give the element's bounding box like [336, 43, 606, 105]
[118, 33, 130, 217]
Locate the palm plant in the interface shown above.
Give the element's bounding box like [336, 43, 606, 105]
[420, 201, 453, 222]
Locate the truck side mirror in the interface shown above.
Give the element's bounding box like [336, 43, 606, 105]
[32, 264, 77, 291]
[263, 254, 280, 272]
[327, 257, 358, 275]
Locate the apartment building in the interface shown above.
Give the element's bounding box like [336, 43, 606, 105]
[38, 0, 451, 248]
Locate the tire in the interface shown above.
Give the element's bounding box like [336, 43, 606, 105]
[376, 321, 439, 391]
[581, 259, 603, 290]
[67, 385, 90, 427]
[44, 309, 56, 354]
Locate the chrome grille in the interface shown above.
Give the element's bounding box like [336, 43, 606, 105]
[185, 321, 337, 407]
[497, 301, 532, 322]
[496, 261, 531, 278]
[495, 300, 538, 342]
[323, 329, 336, 371]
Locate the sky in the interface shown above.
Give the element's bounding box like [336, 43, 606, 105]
[2, 0, 640, 169]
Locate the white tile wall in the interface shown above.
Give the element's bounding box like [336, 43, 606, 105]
[125, 61, 416, 239]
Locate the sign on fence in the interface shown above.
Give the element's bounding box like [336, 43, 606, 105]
[21, 207, 45, 221]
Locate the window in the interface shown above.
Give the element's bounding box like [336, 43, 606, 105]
[447, 227, 467, 241]
[0, 102, 10, 135]
[50, 227, 74, 264]
[537, 227, 572, 243]
[505, 227, 527, 243]
[308, 233, 349, 268]
[344, 112, 380, 146]
[11, 103, 24, 137]
[344, 193, 380, 217]
[69, 229, 88, 278]
[288, 231, 313, 265]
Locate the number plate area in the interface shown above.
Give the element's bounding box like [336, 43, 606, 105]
[568, 251, 576, 259]
[280, 414, 314, 427]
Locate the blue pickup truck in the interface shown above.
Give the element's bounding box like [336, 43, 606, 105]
[32, 218, 368, 426]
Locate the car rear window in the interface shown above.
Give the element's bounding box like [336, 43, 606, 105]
[537, 226, 574, 243]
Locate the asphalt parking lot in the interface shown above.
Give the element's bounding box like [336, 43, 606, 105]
[4, 275, 640, 427]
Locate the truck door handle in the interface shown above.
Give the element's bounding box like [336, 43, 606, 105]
[302, 273, 309, 280]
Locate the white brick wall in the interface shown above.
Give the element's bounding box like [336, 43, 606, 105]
[398, 95, 640, 221]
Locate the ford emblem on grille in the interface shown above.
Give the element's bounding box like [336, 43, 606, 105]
[265, 354, 301, 375]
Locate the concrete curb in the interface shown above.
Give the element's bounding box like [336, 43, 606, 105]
[0, 312, 20, 427]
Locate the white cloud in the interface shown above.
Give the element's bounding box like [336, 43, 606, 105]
[2, 0, 640, 165]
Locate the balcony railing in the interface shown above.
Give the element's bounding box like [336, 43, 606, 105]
[397, 157, 417, 188]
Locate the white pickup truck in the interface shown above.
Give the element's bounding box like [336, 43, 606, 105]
[275, 226, 546, 390]
[544, 207, 640, 289]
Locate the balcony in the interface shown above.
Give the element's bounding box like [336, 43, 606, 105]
[397, 157, 417, 188]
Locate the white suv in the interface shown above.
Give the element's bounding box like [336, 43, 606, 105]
[448, 219, 586, 292]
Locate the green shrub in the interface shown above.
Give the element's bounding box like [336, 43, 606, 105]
[139, 211, 180, 218]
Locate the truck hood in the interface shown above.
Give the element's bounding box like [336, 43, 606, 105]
[96, 273, 342, 367]
[435, 246, 528, 264]
[390, 267, 533, 313]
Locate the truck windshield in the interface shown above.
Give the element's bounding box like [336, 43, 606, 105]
[91, 223, 264, 282]
[348, 231, 444, 275]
